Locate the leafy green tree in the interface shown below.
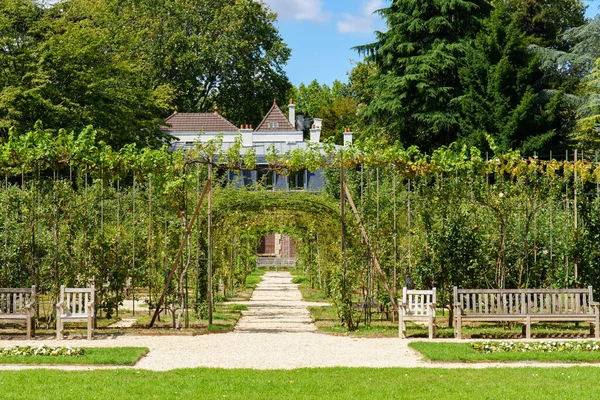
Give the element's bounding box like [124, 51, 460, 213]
[320, 96, 359, 143]
[0, 0, 174, 147]
[0, 0, 292, 147]
[296, 80, 335, 118]
[0, 0, 44, 133]
[127, 0, 291, 128]
[357, 0, 491, 150]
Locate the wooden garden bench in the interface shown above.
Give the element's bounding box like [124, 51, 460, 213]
[56, 285, 95, 340]
[453, 286, 600, 339]
[0, 286, 36, 339]
[399, 288, 436, 339]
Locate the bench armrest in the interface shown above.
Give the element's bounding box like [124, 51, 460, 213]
[429, 303, 437, 308]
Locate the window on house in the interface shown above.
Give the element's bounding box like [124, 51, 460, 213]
[269, 122, 279, 129]
[257, 169, 274, 190]
[289, 169, 305, 191]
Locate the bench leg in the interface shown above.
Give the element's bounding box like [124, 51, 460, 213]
[428, 314, 435, 340]
[595, 312, 600, 339]
[399, 314, 406, 339]
[525, 316, 531, 339]
[455, 312, 462, 339]
[88, 314, 93, 340]
[26, 316, 31, 340]
[56, 316, 62, 340]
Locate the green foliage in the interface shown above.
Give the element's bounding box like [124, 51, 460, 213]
[357, 0, 490, 149]
[292, 79, 358, 143]
[457, 2, 574, 153]
[0, 0, 291, 147]
[574, 58, 600, 147]
[506, 0, 586, 50]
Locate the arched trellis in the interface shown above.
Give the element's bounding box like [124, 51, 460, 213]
[149, 167, 399, 328]
[212, 194, 343, 290]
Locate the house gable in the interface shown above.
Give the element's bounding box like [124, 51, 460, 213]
[255, 100, 296, 133]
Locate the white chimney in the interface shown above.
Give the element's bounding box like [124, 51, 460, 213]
[239, 125, 254, 147]
[288, 98, 296, 128]
[310, 124, 321, 143]
[343, 128, 353, 146]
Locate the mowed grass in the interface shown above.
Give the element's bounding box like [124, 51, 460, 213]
[410, 342, 600, 362]
[0, 347, 148, 365]
[1, 367, 600, 399]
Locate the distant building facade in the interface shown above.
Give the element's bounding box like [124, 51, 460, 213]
[160, 100, 352, 191]
[257, 233, 296, 258]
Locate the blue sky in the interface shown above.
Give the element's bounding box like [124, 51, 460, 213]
[263, 0, 600, 88]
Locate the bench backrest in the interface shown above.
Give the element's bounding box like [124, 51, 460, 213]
[402, 288, 436, 316]
[0, 286, 36, 315]
[453, 286, 595, 315]
[60, 285, 95, 317]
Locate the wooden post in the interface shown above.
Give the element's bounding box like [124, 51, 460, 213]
[132, 172, 136, 317]
[574, 149, 578, 283]
[149, 178, 211, 328]
[208, 161, 213, 326]
[340, 155, 346, 295]
[407, 179, 412, 272]
[566, 150, 569, 287]
[393, 167, 397, 300]
[343, 183, 398, 312]
[550, 151, 553, 261]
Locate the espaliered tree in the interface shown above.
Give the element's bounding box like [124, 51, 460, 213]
[3, 121, 600, 330]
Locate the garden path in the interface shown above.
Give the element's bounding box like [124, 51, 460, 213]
[233, 271, 318, 333]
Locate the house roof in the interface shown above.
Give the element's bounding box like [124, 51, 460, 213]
[255, 100, 296, 132]
[161, 112, 238, 133]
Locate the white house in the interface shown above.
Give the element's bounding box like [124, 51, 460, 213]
[161, 99, 352, 191]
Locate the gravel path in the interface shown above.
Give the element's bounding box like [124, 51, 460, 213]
[0, 271, 599, 371]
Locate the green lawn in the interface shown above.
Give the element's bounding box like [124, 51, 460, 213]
[0, 347, 148, 365]
[0, 367, 599, 399]
[410, 342, 600, 362]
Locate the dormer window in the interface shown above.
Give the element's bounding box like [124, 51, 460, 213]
[269, 122, 279, 129]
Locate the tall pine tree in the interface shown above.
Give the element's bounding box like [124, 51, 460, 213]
[358, 0, 490, 150]
[457, 1, 578, 153]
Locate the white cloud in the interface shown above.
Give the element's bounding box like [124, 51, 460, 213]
[337, 0, 385, 35]
[261, 0, 331, 23]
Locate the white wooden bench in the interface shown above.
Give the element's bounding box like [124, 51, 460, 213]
[399, 288, 436, 339]
[453, 286, 600, 339]
[0, 286, 36, 339]
[56, 285, 95, 340]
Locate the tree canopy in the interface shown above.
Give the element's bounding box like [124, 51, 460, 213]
[348, 0, 593, 154]
[0, 0, 291, 147]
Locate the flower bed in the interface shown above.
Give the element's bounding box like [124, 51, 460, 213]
[472, 341, 600, 353]
[0, 345, 84, 357]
